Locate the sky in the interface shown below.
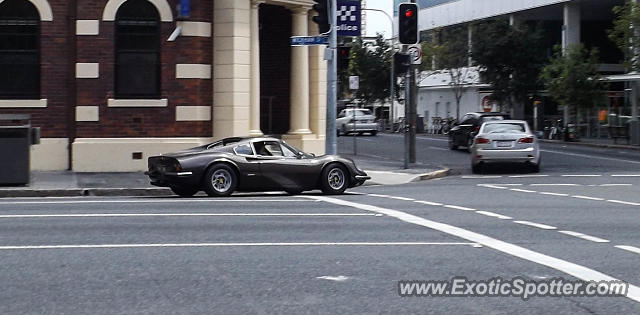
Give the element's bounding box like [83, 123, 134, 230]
[364, 0, 454, 38]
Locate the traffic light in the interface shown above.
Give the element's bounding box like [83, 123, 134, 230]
[394, 52, 410, 75]
[312, 0, 330, 34]
[398, 3, 418, 44]
[338, 46, 351, 71]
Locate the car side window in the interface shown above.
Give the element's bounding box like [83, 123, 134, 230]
[281, 144, 298, 158]
[233, 143, 254, 156]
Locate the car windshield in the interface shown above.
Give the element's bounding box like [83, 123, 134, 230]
[483, 123, 526, 134]
[481, 116, 505, 122]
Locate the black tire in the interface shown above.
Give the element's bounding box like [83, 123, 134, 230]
[170, 186, 199, 198]
[320, 164, 349, 195]
[285, 189, 303, 195]
[448, 136, 458, 150]
[371, 130, 377, 136]
[341, 125, 348, 136]
[203, 164, 237, 197]
[336, 129, 341, 137]
[471, 163, 482, 174]
[466, 137, 473, 153]
[530, 163, 540, 173]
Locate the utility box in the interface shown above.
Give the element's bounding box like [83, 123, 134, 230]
[0, 114, 39, 185]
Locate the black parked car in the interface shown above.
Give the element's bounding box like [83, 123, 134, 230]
[145, 137, 370, 197]
[448, 112, 510, 151]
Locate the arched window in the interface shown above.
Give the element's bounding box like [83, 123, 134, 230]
[0, 0, 40, 99]
[115, 0, 160, 98]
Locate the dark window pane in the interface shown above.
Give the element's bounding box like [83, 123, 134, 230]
[115, 0, 160, 98]
[0, 0, 39, 99]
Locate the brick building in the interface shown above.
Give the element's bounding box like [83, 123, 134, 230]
[0, 0, 326, 171]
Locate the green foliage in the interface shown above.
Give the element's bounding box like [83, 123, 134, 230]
[609, 0, 640, 72]
[471, 20, 547, 107]
[540, 45, 607, 112]
[338, 35, 391, 105]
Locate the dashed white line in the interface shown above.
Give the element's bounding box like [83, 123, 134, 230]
[510, 188, 537, 193]
[513, 221, 557, 230]
[443, 205, 476, 211]
[558, 231, 610, 243]
[304, 195, 640, 303]
[0, 242, 482, 251]
[561, 175, 602, 177]
[599, 184, 633, 187]
[478, 184, 509, 189]
[615, 245, 640, 255]
[611, 174, 640, 177]
[538, 192, 570, 197]
[367, 194, 391, 198]
[497, 184, 523, 186]
[475, 211, 512, 220]
[389, 196, 415, 201]
[530, 184, 579, 186]
[571, 195, 605, 201]
[607, 200, 640, 206]
[508, 175, 549, 178]
[413, 200, 443, 206]
[541, 149, 640, 165]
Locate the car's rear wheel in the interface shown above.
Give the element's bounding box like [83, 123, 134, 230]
[170, 186, 199, 198]
[471, 163, 482, 174]
[203, 164, 237, 197]
[448, 137, 458, 150]
[530, 162, 540, 173]
[321, 164, 349, 195]
[371, 130, 377, 136]
[466, 137, 473, 153]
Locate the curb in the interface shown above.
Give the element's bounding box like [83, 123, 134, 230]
[0, 188, 172, 198]
[539, 139, 640, 151]
[411, 168, 451, 182]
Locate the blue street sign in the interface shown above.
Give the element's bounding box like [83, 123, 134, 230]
[291, 35, 329, 46]
[337, 0, 361, 37]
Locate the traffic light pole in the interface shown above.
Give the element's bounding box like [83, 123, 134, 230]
[325, 0, 338, 155]
[403, 46, 410, 169]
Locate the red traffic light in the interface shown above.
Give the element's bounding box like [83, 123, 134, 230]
[405, 9, 414, 18]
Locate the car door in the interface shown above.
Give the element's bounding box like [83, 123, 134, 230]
[231, 143, 263, 189]
[252, 140, 315, 190]
[452, 115, 473, 146]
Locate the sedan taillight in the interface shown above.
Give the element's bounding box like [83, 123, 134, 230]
[518, 137, 534, 144]
[475, 137, 490, 144]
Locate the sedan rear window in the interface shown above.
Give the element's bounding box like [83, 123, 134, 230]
[481, 116, 506, 123]
[483, 123, 525, 133]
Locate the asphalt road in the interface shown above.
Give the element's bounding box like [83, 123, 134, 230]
[0, 135, 639, 314]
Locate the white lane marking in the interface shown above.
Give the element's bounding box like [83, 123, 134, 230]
[303, 196, 640, 303]
[508, 175, 549, 178]
[497, 184, 523, 186]
[443, 205, 476, 211]
[367, 193, 391, 198]
[616, 245, 640, 255]
[415, 136, 449, 142]
[558, 231, 610, 243]
[513, 221, 557, 230]
[0, 213, 382, 219]
[478, 184, 509, 190]
[0, 199, 313, 205]
[538, 192, 570, 197]
[561, 175, 602, 177]
[571, 195, 605, 201]
[612, 175, 640, 177]
[607, 200, 640, 206]
[542, 149, 640, 165]
[531, 184, 579, 186]
[389, 196, 415, 201]
[0, 242, 481, 251]
[599, 184, 633, 187]
[428, 146, 450, 151]
[462, 176, 502, 179]
[510, 188, 537, 193]
[413, 200, 443, 206]
[475, 211, 512, 220]
[316, 276, 350, 282]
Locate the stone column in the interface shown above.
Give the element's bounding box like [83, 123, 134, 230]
[288, 6, 312, 135]
[249, 0, 264, 136]
[562, 1, 581, 127]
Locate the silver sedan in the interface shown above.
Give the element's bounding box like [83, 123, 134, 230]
[470, 120, 541, 174]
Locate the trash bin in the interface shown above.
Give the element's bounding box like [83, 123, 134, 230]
[0, 114, 39, 185]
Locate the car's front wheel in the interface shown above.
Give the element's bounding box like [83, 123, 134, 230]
[170, 186, 199, 198]
[320, 164, 349, 195]
[203, 164, 237, 197]
[448, 136, 458, 150]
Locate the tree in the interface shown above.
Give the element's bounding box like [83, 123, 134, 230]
[609, 0, 640, 72]
[339, 35, 392, 107]
[540, 45, 607, 125]
[421, 25, 475, 120]
[471, 20, 547, 116]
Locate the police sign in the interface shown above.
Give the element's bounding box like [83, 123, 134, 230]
[336, 0, 361, 37]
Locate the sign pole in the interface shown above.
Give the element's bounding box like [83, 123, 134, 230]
[325, 0, 338, 155]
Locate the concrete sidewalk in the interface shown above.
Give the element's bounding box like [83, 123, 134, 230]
[0, 157, 449, 198]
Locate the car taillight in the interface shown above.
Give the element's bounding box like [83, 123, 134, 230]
[475, 137, 490, 144]
[474, 126, 480, 132]
[518, 137, 534, 143]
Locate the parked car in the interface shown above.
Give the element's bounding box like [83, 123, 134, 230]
[448, 112, 510, 151]
[336, 108, 377, 136]
[145, 137, 370, 197]
[470, 120, 541, 174]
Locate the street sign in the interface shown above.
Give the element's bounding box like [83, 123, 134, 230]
[290, 35, 328, 46]
[408, 45, 422, 65]
[349, 76, 359, 90]
[336, 0, 361, 37]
